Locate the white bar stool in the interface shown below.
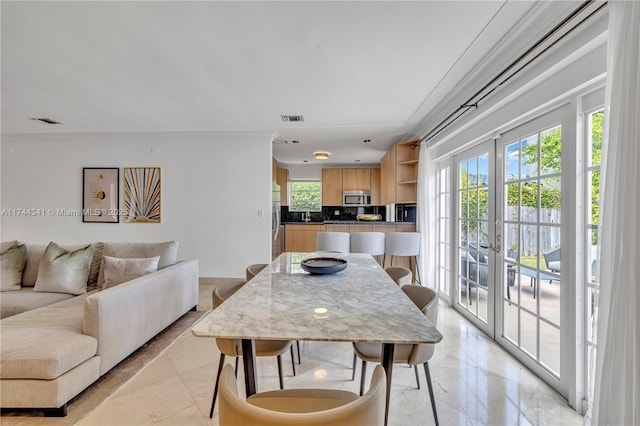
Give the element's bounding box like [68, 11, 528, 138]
[384, 232, 421, 284]
[350, 232, 385, 264]
[316, 232, 350, 253]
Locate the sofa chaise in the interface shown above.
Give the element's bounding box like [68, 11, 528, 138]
[0, 240, 199, 416]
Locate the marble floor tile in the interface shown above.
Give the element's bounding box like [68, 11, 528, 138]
[2, 280, 585, 425]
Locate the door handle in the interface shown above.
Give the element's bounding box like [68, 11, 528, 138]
[488, 243, 501, 253]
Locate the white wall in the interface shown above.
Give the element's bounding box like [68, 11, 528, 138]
[0, 131, 273, 277]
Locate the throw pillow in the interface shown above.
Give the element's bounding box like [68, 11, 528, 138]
[1, 244, 27, 291]
[97, 241, 178, 288]
[0, 240, 18, 253]
[34, 242, 93, 295]
[102, 255, 160, 289]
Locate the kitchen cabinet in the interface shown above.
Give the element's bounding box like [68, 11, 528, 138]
[370, 168, 381, 205]
[276, 167, 289, 206]
[380, 148, 395, 205]
[284, 224, 326, 252]
[380, 141, 419, 205]
[326, 224, 350, 232]
[342, 168, 371, 191]
[322, 168, 343, 206]
[349, 224, 373, 232]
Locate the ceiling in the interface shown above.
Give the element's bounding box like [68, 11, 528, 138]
[1, 1, 542, 165]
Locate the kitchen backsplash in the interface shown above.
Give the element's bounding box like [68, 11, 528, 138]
[281, 206, 385, 222]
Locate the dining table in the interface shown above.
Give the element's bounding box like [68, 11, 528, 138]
[191, 252, 443, 425]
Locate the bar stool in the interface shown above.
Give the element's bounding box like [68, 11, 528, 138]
[384, 232, 421, 284]
[316, 232, 350, 253]
[350, 232, 385, 264]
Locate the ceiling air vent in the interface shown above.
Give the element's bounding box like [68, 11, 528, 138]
[280, 115, 304, 122]
[31, 117, 62, 125]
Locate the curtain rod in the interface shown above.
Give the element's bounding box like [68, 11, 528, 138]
[413, 0, 606, 149]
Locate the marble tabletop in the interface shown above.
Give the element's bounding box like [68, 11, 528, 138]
[192, 252, 442, 345]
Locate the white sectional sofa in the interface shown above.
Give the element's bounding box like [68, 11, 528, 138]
[0, 240, 199, 416]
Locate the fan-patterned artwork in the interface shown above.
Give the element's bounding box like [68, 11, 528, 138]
[123, 167, 161, 223]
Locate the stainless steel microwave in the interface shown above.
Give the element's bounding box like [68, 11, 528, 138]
[343, 191, 372, 207]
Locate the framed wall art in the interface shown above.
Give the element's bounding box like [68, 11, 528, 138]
[123, 167, 161, 223]
[82, 167, 119, 223]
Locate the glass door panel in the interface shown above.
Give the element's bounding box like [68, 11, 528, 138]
[499, 122, 562, 381]
[456, 144, 493, 333]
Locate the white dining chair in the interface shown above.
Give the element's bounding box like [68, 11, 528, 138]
[384, 232, 421, 284]
[316, 232, 350, 253]
[350, 232, 385, 263]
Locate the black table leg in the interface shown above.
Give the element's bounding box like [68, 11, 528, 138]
[241, 339, 257, 397]
[381, 343, 395, 426]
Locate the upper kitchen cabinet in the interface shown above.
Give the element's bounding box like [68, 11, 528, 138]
[342, 168, 371, 191]
[370, 168, 381, 205]
[276, 167, 289, 206]
[322, 168, 343, 206]
[381, 141, 420, 204]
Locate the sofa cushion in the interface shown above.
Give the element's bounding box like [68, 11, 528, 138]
[1, 244, 27, 291]
[34, 242, 93, 295]
[0, 288, 75, 319]
[22, 242, 104, 288]
[102, 255, 159, 289]
[97, 241, 178, 287]
[0, 293, 97, 380]
[0, 328, 98, 380]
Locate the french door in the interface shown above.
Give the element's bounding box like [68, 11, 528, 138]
[454, 107, 569, 395]
[455, 141, 496, 337]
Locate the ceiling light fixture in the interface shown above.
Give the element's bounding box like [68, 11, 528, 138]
[314, 151, 330, 160]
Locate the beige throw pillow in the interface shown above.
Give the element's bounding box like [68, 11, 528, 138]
[102, 255, 160, 289]
[1, 244, 27, 291]
[0, 240, 18, 253]
[34, 242, 93, 295]
[97, 241, 178, 288]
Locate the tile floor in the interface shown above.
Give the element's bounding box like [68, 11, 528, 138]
[2, 279, 584, 425]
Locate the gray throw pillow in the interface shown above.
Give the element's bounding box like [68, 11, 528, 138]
[1, 244, 27, 291]
[34, 242, 93, 295]
[102, 255, 160, 290]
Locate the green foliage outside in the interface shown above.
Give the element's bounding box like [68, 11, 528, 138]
[290, 181, 322, 212]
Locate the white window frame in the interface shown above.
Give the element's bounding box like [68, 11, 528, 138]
[288, 180, 322, 212]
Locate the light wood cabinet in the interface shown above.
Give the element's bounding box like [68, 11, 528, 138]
[284, 224, 326, 252]
[276, 167, 289, 206]
[380, 141, 419, 204]
[322, 168, 343, 206]
[370, 168, 381, 205]
[324, 167, 381, 206]
[396, 142, 420, 204]
[343, 168, 372, 191]
[380, 148, 396, 205]
[342, 168, 357, 191]
[326, 224, 350, 232]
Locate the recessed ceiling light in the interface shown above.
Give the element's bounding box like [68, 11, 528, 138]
[314, 151, 330, 160]
[363, 139, 371, 143]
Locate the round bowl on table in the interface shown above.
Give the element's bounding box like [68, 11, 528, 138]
[300, 257, 348, 274]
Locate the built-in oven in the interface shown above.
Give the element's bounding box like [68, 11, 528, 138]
[343, 190, 372, 207]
